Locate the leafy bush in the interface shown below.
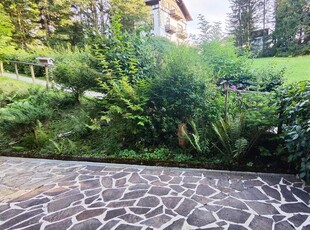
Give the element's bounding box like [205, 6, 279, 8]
[148, 45, 220, 146]
[276, 81, 310, 180]
[201, 39, 255, 87]
[53, 48, 100, 103]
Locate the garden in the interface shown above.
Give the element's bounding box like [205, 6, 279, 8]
[0, 15, 309, 182]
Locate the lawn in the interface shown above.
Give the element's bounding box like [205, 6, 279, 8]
[252, 55, 310, 83]
[0, 77, 41, 97]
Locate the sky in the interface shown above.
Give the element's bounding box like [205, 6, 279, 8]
[183, 0, 231, 35]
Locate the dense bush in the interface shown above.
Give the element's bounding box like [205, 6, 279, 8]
[276, 81, 310, 180]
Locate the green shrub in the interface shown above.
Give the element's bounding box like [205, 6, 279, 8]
[276, 81, 310, 180]
[53, 48, 100, 103]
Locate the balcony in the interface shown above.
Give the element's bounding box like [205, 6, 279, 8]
[169, 9, 183, 20]
[177, 31, 188, 39]
[165, 24, 176, 34]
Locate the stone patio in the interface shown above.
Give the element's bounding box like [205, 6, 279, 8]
[0, 156, 309, 230]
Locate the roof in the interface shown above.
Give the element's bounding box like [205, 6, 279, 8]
[145, 0, 193, 21]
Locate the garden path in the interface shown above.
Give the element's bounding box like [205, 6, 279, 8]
[1, 73, 104, 98]
[0, 156, 309, 230]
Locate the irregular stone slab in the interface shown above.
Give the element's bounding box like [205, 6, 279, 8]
[249, 215, 273, 230]
[142, 175, 158, 181]
[215, 197, 248, 210]
[119, 213, 143, 223]
[274, 221, 295, 230]
[262, 185, 281, 201]
[16, 197, 50, 209]
[161, 197, 182, 209]
[145, 205, 163, 218]
[43, 206, 84, 222]
[137, 196, 160, 207]
[115, 224, 142, 230]
[21, 223, 42, 230]
[273, 215, 286, 222]
[107, 200, 135, 208]
[141, 214, 171, 228]
[102, 188, 125, 202]
[169, 185, 185, 193]
[217, 208, 250, 224]
[174, 198, 197, 216]
[101, 177, 113, 188]
[196, 184, 217, 196]
[43, 187, 70, 196]
[280, 203, 310, 213]
[76, 209, 106, 221]
[112, 172, 129, 179]
[99, 220, 119, 230]
[288, 214, 308, 228]
[11, 184, 55, 202]
[163, 218, 185, 230]
[187, 209, 216, 227]
[80, 179, 100, 190]
[0, 209, 43, 230]
[85, 165, 104, 172]
[231, 187, 268, 200]
[191, 194, 212, 205]
[290, 187, 310, 204]
[104, 208, 126, 221]
[71, 218, 102, 230]
[47, 193, 84, 212]
[243, 179, 264, 188]
[280, 185, 297, 202]
[85, 195, 99, 205]
[230, 180, 245, 191]
[149, 186, 170, 196]
[246, 201, 279, 215]
[169, 177, 182, 184]
[122, 190, 147, 200]
[0, 209, 24, 221]
[159, 175, 172, 182]
[140, 169, 163, 175]
[182, 189, 195, 197]
[115, 178, 126, 187]
[228, 224, 247, 230]
[129, 207, 151, 215]
[204, 205, 223, 212]
[45, 218, 72, 230]
[7, 214, 44, 230]
[129, 173, 148, 184]
[128, 184, 150, 191]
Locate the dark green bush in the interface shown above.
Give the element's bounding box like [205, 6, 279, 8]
[276, 81, 310, 180]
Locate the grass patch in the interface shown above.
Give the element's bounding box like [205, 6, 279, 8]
[0, 77, 42, 95]
[252, 55, 310, 83]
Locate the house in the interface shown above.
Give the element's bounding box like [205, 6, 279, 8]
[145, 0, 192, 44]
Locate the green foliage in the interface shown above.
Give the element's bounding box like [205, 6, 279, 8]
[0, 3, 15, 58]
[276, 81, 310, 180]
[53, 48, 100, 102]
[201, 39, 254, 87]
[0, 101, 52, 135]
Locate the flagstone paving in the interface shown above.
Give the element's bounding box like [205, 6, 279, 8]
[0, 157, 309, 230]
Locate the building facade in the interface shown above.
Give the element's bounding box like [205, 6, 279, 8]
[145, 0, 192, 44]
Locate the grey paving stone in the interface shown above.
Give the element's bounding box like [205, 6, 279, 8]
[280, 203, 310, 213]
[162, 197, 182, 209]
[187, 209, 216, 227]
[290, 187, 310, 204]
[246, 201, 279, 215]
[231, 187, 269, 200]
[119, 213, 143, 223]
[76, 208, 106, 221]
[128, 184, 151, 190]
[196, 184, 217, 196]
[0, 209, 24, 221]
[129, 207, 151, 215]
[137, 196, 160, 207]
[7, 214, 44, 230]
[102, 188, 125, 202]
[99, 220, 120, 230]
[249, 215, 273, 230]
[104, 208, 126, 221]
[174, 198, 198, 216]
[80, 179, 101, 190]
[191, 194, 212, 205]
[112, 172, 129, 179]
[228, 224, 248, 230]
[215, 197, 248, 210]
[43, 206, 84, 222]
[262, 185, 281, 201]
[71, 218, 102, 230]
[273, 215, 286, 222]
[140, 214, 171, 228]
[169, 185, 185, 193]
[217, 207, 250, 224]
[163, 218, 185, 230]
[149, 186, 171, 196]
[101, 177, 113, 188]
[47, 193, 84, 212]
[115, 224, 143, 230]
[280, 185, 298, 202]
[302, 225, 310, 230]
[243, 179, 264, 188]
[45, 218, 72, 230]
[129, 173, 148, 184]
[145, 205, 163, 218]
[288, 214, 308, 228]
[122, 190, 147, 200]
[275, 221, 295, 230]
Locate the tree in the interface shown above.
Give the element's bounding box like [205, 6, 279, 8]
[228, 0, 260, 48]
[0, 3, 15, 55]
[109, 0, 151, 32]
[274, 0, 310, 54]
